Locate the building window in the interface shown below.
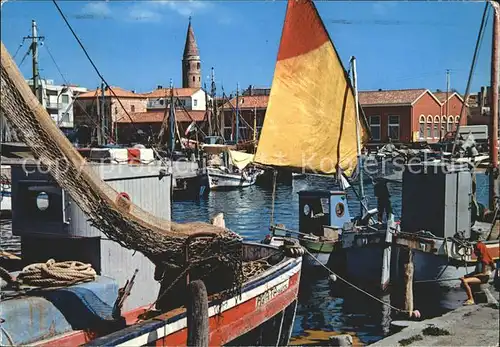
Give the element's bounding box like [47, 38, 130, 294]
[455, 116, 460, 130]
[193, 99, 198, 107]
[426, 115, 433, 138]
[434, 116, 440, 139]
[447, 116, 454, 131]
[441, 116, 447, 135]
[131, 105, 135, 112]
[61, 94, 69, 104]
[369, 115, 380, 141]
[114, 107, 118, 114]
[192, 76, 195, 82]
[388, 115, 400, 140]
[160, 99, 165, 106]
[197, 62, 200, 70]
[419, 115, 425, 139]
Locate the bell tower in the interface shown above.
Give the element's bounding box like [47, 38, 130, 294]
[182, 17, 201, 88]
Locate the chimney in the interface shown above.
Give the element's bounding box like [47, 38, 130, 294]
[157, 85, 163, 90]
[248, 85, 253, 96]
[480, 86, 486, 109]
[378, 88, 383, 91]
[131, 90, 136, 94]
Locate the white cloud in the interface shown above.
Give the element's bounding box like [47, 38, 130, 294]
[153, 0, 211, 18]
[77, 2, 112, 19]
[372, 2, 397, 16]
[127, 4, 163, 23]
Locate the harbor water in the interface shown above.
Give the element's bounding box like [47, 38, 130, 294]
[172, 173, 490, 345]
[0, 173, 490, 345]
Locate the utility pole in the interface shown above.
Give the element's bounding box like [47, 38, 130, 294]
[488, 0, 499, 211]
[25, 20, 44, 104]
[445, 69, 450, 134]
[235, 83, 240, 144]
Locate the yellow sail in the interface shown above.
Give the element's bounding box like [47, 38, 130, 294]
[254, 0, 369, 176]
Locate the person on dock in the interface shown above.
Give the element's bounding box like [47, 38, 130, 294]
[460, 242, 496, 305]
[374, 178, 392, 223]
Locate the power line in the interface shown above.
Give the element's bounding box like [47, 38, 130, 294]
[36, 25, 117, 143]
[12, 37, 26, 59]
[452, 1, 490, 155]
[51, 0, 140, 138]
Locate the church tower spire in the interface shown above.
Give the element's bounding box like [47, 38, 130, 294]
[182, 16, 201, 88]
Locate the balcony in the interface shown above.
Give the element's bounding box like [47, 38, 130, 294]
[147, 100, 167, 109]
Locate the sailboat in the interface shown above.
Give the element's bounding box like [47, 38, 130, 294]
[255, 0, 383, 268]
[203, 142, 263, 190]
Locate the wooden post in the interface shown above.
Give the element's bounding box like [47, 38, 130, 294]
[210, 212, 225, 228]
[402, 248, 414, 315]
[187, 280, 209, 347]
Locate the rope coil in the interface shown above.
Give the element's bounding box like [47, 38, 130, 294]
[16, 259, 97, 288]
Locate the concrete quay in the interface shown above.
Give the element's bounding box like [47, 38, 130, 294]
[370, 304, 499, 346]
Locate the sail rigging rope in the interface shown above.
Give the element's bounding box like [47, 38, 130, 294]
[51, 0, 142, 137]
[451, 2, 490, 155]
[303, 248, 411, 315]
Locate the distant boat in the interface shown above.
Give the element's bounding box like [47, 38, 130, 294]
[203, 144, 263, 190]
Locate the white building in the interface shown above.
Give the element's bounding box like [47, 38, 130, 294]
[143, 86, 210, 112]
[26, 79, 88, 130]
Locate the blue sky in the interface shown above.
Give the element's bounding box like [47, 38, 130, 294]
[0, 1, 493, 95]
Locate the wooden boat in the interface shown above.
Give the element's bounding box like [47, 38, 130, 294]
[203, 144, 263, 190]
[391, 1, 500, 292]
[0, 16, 302, 346]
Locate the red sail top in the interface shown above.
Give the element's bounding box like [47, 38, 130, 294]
[277, 0, 330, 61]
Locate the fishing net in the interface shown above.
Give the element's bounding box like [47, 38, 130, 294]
[0, 42, 243, 294]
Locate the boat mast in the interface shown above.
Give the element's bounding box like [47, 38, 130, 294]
[210, 67, 217, 137]
[100, 81, 106, 145]
[350, 56, 365, 208]
[235, 83, 240, 144]
[169, 79, 176, 151]
[489, 0, 499, 211]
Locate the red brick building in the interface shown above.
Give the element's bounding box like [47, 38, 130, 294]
[74, 86, 147, 143]
[221, 86, 269, 142]
[359, 89, 467, 144]
[115, 108, 208, 145]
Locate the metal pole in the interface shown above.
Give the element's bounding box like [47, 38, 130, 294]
[101, 82, 106, 145]
[489, 0, 499, 211]
[96, 88, 101, 145]
[350, 56, 365, 209]
[169, 79, 176, 151]
[31, 20, 42, 104]
[445, 69, 450, 134]
[235, 83, 240, 144]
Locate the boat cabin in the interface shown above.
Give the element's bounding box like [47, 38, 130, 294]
[401, 162, 474, 240]
[298, 190, 352, 239]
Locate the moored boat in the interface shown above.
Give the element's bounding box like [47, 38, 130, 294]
[392, 161, 499, 289]
[0, 34, 303, 347]
[203, 144, 263, 190]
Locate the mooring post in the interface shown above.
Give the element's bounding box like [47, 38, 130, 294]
[187, 280, 209, 347]
[402, 247, 414, 316]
